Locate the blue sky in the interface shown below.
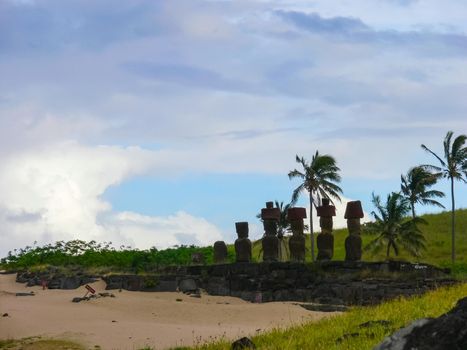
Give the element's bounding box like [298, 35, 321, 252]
[0, 0, 466, 257]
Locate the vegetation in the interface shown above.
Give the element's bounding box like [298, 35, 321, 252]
[2, 209, 467, 273]
[288, 152, 343, 261]
[421, 130, 467, 263]
[0, 240, 234, 272]
[400, 166, 445, 218]
[174, 282, 467, 350]
[364, 192, 426, 259]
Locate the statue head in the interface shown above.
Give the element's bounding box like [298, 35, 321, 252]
[319, 216, 333, 233]
[235, 222, 249, 238]
[290, 219, 304, 236]
[347, 218, 361, 235]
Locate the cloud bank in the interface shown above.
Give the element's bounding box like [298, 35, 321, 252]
[0, 143, 222, 256]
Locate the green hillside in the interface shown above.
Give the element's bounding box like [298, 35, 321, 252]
[251, 209, 467, 266]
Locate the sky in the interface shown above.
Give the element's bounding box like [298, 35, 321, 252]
[0, 0, 466, 257]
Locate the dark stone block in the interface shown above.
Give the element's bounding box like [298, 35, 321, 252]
[61, 277, 81, 289]
[232, 336, 256, 350]
[123, 276, 143, 291]
[154, 280, 177, 292]
[104, 276, 123, 290]
[186, 265, 203, 275]
[210, 264, 230, 277]
[179, 278, 198, 293]
[47, 278, 62, 289]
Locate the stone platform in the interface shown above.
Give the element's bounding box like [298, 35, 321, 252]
[102, 261, 455, 306]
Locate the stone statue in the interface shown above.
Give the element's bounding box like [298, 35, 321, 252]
[234, 222, 252, 262]
[261, 202, 280, 262]
[213, 241, 228, 264]
[344, 200, 364, 261]
[287, 207, 307, 262]
[316, 198, 336, 261]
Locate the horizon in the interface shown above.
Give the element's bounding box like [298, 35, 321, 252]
[1, 0, 466, 258]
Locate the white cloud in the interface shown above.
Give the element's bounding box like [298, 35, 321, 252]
[0, 142, 223, 257]
[110, 211, 223, 248]
[303, 195, 371, 232]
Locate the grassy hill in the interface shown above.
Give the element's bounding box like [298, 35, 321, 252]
[1, 209, 466, 272]
[250, 208, 467, 267]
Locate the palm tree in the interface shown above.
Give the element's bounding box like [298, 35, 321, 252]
[288, 152, 343, 261]
[400, 166, 445, 218]
[365, 192, 426, 259]
[275, 200, 293, 238]
[421, 131, 467, 263]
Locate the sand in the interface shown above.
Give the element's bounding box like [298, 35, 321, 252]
[0, 274, 336, 350]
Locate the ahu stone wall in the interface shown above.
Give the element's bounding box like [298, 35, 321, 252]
[102, 261, 455, 306]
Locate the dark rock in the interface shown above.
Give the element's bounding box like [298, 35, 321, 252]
[61, 277, 81, 289]
[2, 313, 8, 317]
[72, 297, 84, 303]
[15, 292, 34, 296]
[374, 297, 467, 349]
[123, 276, 143, 291]
[47, 278, 62, 289]
[153, 280, 177, 292]
[231, 336, 256, 349]
[298, 303, 349, 312]
[26, 278, 38, 287]
[179, 278, 197, 293]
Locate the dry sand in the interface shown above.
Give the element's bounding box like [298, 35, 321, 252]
[0, 274, 336, 349]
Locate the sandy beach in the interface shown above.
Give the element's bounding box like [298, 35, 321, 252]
[0, 274, 335, 349]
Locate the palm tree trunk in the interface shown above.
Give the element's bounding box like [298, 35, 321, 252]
[386, 243, 391, 259]
[309, 193, 315, 262]
[451, 177, 456, 264]
[411, 202, 416, 219]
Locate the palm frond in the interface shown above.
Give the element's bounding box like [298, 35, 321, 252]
[291, 184, 305, 205]
[421, 144, 446, 168]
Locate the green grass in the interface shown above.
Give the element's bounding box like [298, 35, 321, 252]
[176, 282, 467, 350]
[251, 208, 467, 266]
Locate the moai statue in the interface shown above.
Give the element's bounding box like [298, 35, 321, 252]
[213, 241, 228, 264]
[261, 201, 280, 262]
[344, 200, 364, 261]
[287, 207, 307, 262]
[316, 198, 336, 261]
[234, 222, 252, 262]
